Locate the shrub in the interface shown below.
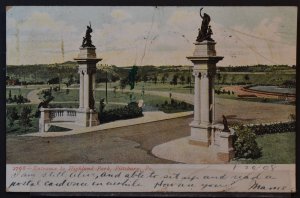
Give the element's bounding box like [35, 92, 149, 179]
[233, 125, 262, 159]
[7, 107, 19, 127]
[99, 102, 143, 123]
[159, 99, 193, 113]
[19, 106, 33, 132]
[247, 122, 295, 136]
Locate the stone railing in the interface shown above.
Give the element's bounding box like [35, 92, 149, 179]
[48, 108, 77, 122]
[39, 108, 77, 132]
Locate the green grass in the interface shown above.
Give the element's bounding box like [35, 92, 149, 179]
[49, 89, 79, 102]
[49, 89, 171, 107]
[234, 132, 295, 164]
[97, 82, 194, 94]
[6, 88, 34, 98]
[217, 73, 295, 85]
[6, 117, 39, 135]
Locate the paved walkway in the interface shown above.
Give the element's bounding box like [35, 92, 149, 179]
[23, 111, 193, 137]
[152, 137, 224, 164]
[26, 88, 46, 104]
[7, 116, 193, 164]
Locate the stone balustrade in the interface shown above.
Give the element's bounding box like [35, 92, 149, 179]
[39, 108, 78, 132]
[46, 108, 77, 122]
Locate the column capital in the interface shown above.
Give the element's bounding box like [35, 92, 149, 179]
[78, 68, 87, 75]
[192, 71, 201, 78]
[193, 70, 216, 79]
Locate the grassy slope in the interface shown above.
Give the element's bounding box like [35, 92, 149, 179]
[234, 132, 295, 164]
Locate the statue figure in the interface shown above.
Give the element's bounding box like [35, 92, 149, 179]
[196, 8, 215, 42]
[222, 115, 230, 132]
[82, 22, 95, 47]
[206, 25, 214, 41]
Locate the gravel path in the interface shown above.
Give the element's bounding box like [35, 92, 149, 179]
[26, 88, 46, 104]
[7, 116, 192, 164]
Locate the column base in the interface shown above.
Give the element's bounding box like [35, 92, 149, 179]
[76, 108, 99, 127]
[189, 122, 212, 147]
[217, 149, 235, 162]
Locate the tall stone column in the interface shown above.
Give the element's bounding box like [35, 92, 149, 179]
[187, 41, 223, 147]
[83, 70, 90, 109]
[192, 71, 201, 124]
[74, 47, 102, 127]
[79, 70, 84, 108]
[92, 73, 96, 97]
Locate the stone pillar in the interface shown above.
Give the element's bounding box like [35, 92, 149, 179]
[79, 70, 84, 108]
[83, 70, 89, 109]
[74, 47, 102, 127]
[187, 41, 223, 147]
[92, 73, 96, 97]
[192, 71, 201, 124]
[200, 72, 210, 125]
[39, 108, 50, 132]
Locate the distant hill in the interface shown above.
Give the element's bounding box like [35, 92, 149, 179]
[6, 63, 295, 85]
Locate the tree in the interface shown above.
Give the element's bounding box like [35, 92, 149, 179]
[119, 78, 127, 93]
[47, 77, 59, 85]
[186, 76, 191, 85]
[19, 106, 32, 132]
[13, 95, 17, 102]
[128, 66, 138, 90]
[244, 74, 250, 84]
[16, 94, 25, 104]
[42, 89, 53, 100]
[179, 75, 185, 85]
[142, 74, 148, 83]
[7, 90, 13, 103]
[153, 74, 158, 84]
[7, 107, 19, 127]
[161, 76, 166, 84]
[113, 86, 118, 97]
[99, 98, 105, 114]
[171, 74, 179, 86]
[222, 74, 227, 84]
[216, 73, 222, 84]
[8, 90, 12, 100]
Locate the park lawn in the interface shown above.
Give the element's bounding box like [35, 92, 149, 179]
[6, 88, 34, 98]
[235, 132, 295, 164]
[49, 89, 79, 102]
[50, 89, 171, 107]
[96, 82, 194, 94]
[6, 116, 39, 135]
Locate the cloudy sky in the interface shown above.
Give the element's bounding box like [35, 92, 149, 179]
[6, 6, 297, 66]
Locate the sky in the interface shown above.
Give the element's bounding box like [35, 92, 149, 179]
[6, 6, 297, 66]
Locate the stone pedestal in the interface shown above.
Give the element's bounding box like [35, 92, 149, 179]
[75, 108, 99, 127]
[39, 108, 50, 132]
[217, 130, 235, 162]
[187, 41, 223, 147]
[74, 47, 102, 127]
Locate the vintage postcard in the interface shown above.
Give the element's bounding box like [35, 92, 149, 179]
[5, 6, 296, 193]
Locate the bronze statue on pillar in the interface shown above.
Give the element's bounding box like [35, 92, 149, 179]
[196, 8, 214, 42]
[82, 21, 95, 47]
